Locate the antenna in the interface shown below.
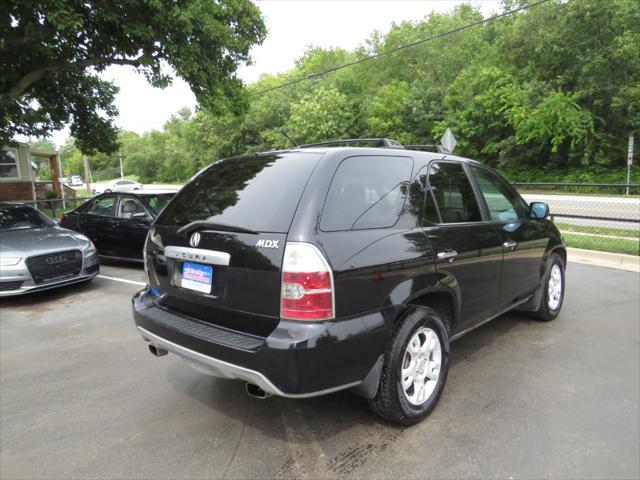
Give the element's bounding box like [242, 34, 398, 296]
[280, 129, 299, 148]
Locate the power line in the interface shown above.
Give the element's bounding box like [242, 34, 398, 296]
[251, 0, 554, 97]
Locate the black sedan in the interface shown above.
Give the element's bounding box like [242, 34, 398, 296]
[60, 191, 175, 262]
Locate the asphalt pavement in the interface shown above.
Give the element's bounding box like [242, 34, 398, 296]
[1, 261, 638, 479]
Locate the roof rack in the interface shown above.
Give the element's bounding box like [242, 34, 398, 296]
[299, 138, 405, 150]
[404, 144, 450, 153]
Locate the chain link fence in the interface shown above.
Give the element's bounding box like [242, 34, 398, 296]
[513, 183, 640, 256]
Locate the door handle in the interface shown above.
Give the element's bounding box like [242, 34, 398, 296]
[437, 250, 458, 261]
[503, 240, 517, 250]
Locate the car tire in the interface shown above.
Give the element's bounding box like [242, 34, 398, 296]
[532, 253, 565, 321]
[368, 306, 449, 426]
[104, 189, 112, 193]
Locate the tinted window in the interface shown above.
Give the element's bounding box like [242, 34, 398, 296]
[321, 156, 413, 231]
[0, 205, 53, 231]
[428, 163, 481, 223]
[470, 166, 528, 222]
[157, 153, 321, 233]
[87, 196, 116, 217]
[398, 165, 439, 227]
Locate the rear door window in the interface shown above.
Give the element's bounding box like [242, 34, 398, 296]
[86, 196, 116, 217]
[427, 162, 482, 223]
[157, 152, 321, 233]
[117, 197, 147, 219]
[321, 156, 413, 231]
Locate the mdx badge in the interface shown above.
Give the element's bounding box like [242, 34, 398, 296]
[256, 239, 280, 249]
[190, 232, 201, 247]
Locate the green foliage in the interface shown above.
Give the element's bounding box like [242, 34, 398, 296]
[29, 0, 640, 183]
[286, 87, 354, 144]
[1, 0, 266, 153]
[367, 81, 413, 143]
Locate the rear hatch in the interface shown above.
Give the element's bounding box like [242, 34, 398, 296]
[146, 151, 322, 337]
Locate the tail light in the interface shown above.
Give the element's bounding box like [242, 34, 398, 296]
[59, 213, 65, 222]
[281, 242, 334, 321]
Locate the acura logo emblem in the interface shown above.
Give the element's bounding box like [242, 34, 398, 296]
[190, 232, 201, 247]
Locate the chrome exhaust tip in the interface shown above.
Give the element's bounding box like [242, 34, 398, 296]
[148, 344, 168, 357]
[246, 383, 271, 399]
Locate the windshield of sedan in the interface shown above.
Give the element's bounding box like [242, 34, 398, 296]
[142, 194, 175, 214]
[0, 205, 55, 231]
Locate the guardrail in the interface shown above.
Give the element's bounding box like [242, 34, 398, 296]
[513, 183, 639, 256]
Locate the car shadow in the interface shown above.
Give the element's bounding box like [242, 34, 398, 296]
[163, 310, 536, 442]
[449, 310, 536, 368]
[0, 278, 99, 309]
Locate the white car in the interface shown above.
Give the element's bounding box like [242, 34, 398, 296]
[68, 175, 83, 187]
[94, 180, 143, 194]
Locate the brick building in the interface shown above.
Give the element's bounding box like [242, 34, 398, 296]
[0, 143, 70, 202]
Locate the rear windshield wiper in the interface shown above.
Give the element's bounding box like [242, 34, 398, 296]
[177, 220, 258, 236]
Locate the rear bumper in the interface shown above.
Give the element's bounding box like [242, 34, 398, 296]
[132, 288, 392, 397]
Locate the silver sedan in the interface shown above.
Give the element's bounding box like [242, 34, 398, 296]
[0, 203, 99, 296]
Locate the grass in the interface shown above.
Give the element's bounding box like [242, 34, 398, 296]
[555, 222, 640, 239]
[562, 232, 639, 256]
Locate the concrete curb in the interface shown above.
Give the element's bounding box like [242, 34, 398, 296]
[567, 247, 640, 273]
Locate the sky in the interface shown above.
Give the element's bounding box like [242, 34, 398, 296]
[46, 0, 502, 147]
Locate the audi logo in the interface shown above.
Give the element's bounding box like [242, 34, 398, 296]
[45, 255, 68, 265]
[190, 232, 201, 248]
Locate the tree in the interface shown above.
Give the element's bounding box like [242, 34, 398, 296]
[366, 81, 413, 143]
[1, 0, 266, 153]
[286, 87, 354, 144]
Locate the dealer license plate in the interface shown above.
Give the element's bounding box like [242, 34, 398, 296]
[181, 262, 213, 294]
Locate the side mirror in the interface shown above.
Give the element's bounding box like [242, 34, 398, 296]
[131, 212, 151, 221]
[529, 202, 549, 219]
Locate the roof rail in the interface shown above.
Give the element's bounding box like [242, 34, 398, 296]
[299, 138, 405, 150]
[404, 144, 449, 153]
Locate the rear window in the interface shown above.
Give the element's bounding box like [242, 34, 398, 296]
[156, 153, 321, 232]
[141, 194, 175, 214]
[321, 156, 413, 231]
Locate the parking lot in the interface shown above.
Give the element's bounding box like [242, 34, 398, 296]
[1, 261, 638, 479]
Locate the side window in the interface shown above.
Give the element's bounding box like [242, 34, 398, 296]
[427, 163, 482, 223]
[0, 148, 20, 179]
[87, 196, 116, 217]
[470, 166, 528, 222]
[321, 156, 413, 231]
[118, 197, 146, 219]
[398, 165, 439, 227]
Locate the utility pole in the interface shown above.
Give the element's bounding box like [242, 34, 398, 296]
[83, 154, 91, 195]
[119, 152, 124, 180]
[627, 135, 634, 195]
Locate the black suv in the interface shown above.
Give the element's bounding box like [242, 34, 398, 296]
[132, 140, 565, 425]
